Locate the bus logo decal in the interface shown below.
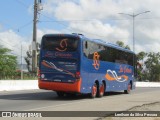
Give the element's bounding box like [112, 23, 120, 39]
[92, 52, 100, 70]
[105, 69, 128, 82]
[41, 60, 75, 78]
[56, 39, 68, 52]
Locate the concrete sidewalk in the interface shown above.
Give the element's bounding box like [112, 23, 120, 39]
[0, 80, 38, 91]
[0, 80, 160, 91]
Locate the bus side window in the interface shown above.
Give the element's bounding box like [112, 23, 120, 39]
[85, 41, 88, 49]
[83, 41, 89, 58]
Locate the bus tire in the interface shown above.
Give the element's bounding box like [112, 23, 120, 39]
[124, 83, 131, 94]
[56, 92, 65, 97]
[66, 93, 77, 97]
[90, 83, 97, 98]
[98, 83, 105, 97]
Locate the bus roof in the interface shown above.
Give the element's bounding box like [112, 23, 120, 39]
[42, 33, 135, 54]
[42, 33, 82, 38]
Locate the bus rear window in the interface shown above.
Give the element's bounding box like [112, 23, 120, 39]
[42, 37, 79, 52]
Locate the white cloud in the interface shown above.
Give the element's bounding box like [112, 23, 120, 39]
[1, 0, 160, 56]
[136, 42, 160, 53]
[41, 0, 160, 53]
[68, 20, 129, 43]
[37, 28, 62, 43]
[0, 28, 64, 64]
[0, 30, 30, 63]
[0, 24, 2, 31]
[47, 0, 121, 20]
[42, 1, 59, 16]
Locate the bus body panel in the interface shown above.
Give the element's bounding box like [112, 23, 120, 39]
[39, 34, 82, 93]
[38, 79, 81, 92]
[80, 54, 135, 93]
[38, 34, 136, 94]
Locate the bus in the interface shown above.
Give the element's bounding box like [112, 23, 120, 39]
[38, 33, 136, 98]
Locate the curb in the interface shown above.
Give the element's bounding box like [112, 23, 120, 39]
[0, 80, 160, 91]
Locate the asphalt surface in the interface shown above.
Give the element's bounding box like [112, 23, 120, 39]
[0, 87, 160, 111]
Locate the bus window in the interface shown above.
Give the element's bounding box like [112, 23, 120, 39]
[85, 41, 88, 49]
[42, 36, 79, 52]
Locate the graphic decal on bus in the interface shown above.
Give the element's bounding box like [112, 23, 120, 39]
[105, 69, 129, 82]
[56, 38, 68, 52]
[41, 60, 75, 77]
[92, 52, 100, 70]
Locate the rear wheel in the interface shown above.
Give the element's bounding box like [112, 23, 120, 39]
[66, 93, 77, 97]
[124, 83, 131, 94]
[98, 83, 105, 97]
[91, 83, 97, 98]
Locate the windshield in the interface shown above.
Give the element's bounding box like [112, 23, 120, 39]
[42, 36, 79, 52]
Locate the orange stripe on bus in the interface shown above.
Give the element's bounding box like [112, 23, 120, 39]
[38, 79, 81, 93]
[121, 75, 128, 80]
[105, 73, 116, 81]
[41, 61, 53, 69]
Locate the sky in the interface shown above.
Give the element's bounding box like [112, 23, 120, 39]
[0, 0, 160, 64]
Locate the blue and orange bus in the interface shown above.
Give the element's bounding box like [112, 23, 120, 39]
[38, 33, 136, 98]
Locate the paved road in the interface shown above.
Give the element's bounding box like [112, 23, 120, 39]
[0, 88, 160, 112]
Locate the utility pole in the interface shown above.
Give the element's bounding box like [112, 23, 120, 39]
[32, 0, 42, 74]
[119, 11, 150, 53]
[21, 44, 23, 80]
[32, 0, 38, 74]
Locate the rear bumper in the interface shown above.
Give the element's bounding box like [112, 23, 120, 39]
[38, 79, 81, 93]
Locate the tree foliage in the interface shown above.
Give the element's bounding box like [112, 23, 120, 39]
[136, 52, 146, 81]
[24, 51, 32, 72]
[0, 47, 17, 79]
[137, 51, 147, 61]
[136, 51, 160, 82]
[116, 41, 131, 50]
[145, 52, 160, 81]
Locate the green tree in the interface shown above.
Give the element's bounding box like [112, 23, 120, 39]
[116, 41, 131, 50]
[145, 52, 160, 82]
[137, 51, 147, 61]
[0, 46, 17, 79]
[24, 51, 32, 72]
[136, 51, 147, 81]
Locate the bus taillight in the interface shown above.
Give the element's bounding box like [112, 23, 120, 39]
[38, 70, 41, 79]
[75, 71, 80, 79]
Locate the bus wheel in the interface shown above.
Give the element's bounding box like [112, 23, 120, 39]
[124, 83, 131, 94]
[98, 83, 105, 97]
[56, 92, 65, 97]
[66, 93, 77, 97]
[91, 84, 97, 98]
